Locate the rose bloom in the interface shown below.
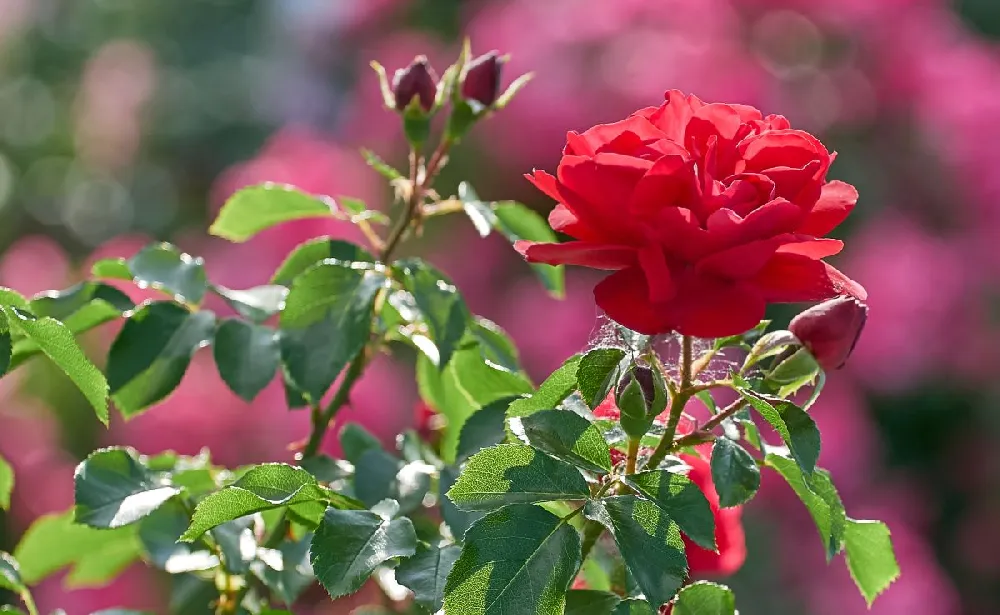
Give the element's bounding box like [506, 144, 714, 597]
[517, 90, 865, 338]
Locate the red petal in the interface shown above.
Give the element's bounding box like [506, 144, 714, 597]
[593, 267, 675, 335]
[525, 170, 562, 202]
[705, 198, 804, 249]
[567, 115, 666, 156]
[776, 237, 844, 259]
[645, 90, 703, 141]
[752, 253, 867, 302]
[628, 155, 700, 216]
[797, 180, 858, 236]
[696, 238, 784, 279]
[739, 129, 829, 173]
[638, 244, 675, 303]
[515, 240, 636, 270]
[667, 271, 766, 338]
[527, 170, 600, 241]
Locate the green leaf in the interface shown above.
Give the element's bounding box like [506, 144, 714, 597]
[212, 319, 279, 401]
[673, 581, 735, 615]
[493, 201, 565, 298]
[395, 259, 470, 369]
[90, 258, 133, 281]
[578, 348, 626, 408]
[14, 511, 141, 587]
[181, 463, 361, 541]
[737, 390, 820, 475]
[506, 354, 581, 421]
[458, 182, 496, 238]
[74, 447, 180, 528]
[440, 466, 484, 541]
[446, 444, 589, 511]
[354, 450, 431, 514]
[512, 409, 611, 474]
[395, 543, 461, 612]
[107, 302, 215, 418]
[444, 504, 580, 615]
[271, 237, 375, 286]
[613, 599, 657, 615]
[417, 344, 532, 463]
[764, 454, 846, 559]
[565, 589, 622, 615]
[210, 183, 336, 243]
[251, 533, 314, 605]
[710, 438, 760, 508]
[310, 505, 417, 599]
[139, 499, 217, 573]
[0, 454, 12, 510]
[0, 551, 25, 593]
[455, 397, 510, 463]
[585, 496, 687, 610]
[212, 284, 288, 323]
[470, 318, 522, 373]
[3, 307, 109, 424]
[338, 196, 390, 225]
[279, 261, 383, 401]
[127, 243, 209, 304]
[624, 470, 715, 550]
[844, 519, 900, 606]
[361, 148, 403, 181]
[0, 607, 25, 615]
[339, 423, 384, 465]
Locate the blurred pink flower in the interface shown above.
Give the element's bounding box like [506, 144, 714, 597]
[0, 235, 69, 297]
[34, 566, 161, 615]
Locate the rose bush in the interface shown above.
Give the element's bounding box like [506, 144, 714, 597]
[516, 90, 866, 338]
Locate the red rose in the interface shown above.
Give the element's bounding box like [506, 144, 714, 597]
[516, 90, 865, 338]
[789, 295, 868, 370]
[680, 451, 746, 577]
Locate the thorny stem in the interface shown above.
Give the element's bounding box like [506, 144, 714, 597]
[671, 399, 746, 450]
[644, 335, 694, 470]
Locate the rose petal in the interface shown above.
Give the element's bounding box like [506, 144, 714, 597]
[696, 238, 785, 279]
[515, 240, 636, 270]
[593, 266, 674, 335]
[566, 115, 666, 156]
[527, 170, 601, 241]
[705, 198, 804, 249]
[738, 129, 830, 173]
[628, 155, 700, 216]
[797, 180, 859, 236]
[775, 237, 844, 259]
[644, 90, 704, 141]
[638, 244, 675, 303]
[667, 271, 766, 338]
[752, 253, 867, 302]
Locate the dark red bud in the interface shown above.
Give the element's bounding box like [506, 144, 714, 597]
[789, 296, 868, 370]
[392, 56, 438, 112]
[461, 51, 505, 106]
[617, 366, 657, 406]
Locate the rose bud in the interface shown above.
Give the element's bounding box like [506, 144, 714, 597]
[789, 295, 868, 370]
[461, 51, 505, 107]
[615, 364, 668, 438]
[392, 55, 438, 112]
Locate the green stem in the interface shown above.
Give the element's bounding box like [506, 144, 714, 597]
[644, 335, 694, 470]
[21, 591, 38, 615]
[301, 353, 369, 459]
[671, 399, 745, 450]
[625, 438, 639, 475]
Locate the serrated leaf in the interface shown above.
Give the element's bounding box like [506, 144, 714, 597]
[444, 504, 580, 615]
[395, 543, 461, 611]
[578, 348, 626, 408]
[127, 243, 209, 304]
[210, 183, 336, 243]
[107, 302, 215, 418]
[565, 589, 622, 615]
[673, 581, 735, 615]
[361, 148, 403, 181]
[3, 307, 109, 424]
[181, 464, 361, 541]
[252, 533, 314, 605]
[844, 519, 900, 606]
[417, 344, 532, 463]
[446, 444, 589, 511]
[440, 466, 483, 541]
[14, 510, 141, 586]
[614, 600, 657, 615]
[456, 397, 510, 463]
[506, 354, 581, 421]
[0, 551, 24, 593]
[212, 284, 288, 323]
[0, 454, 12, 510]
[271, 237, 375, 286]
[764, 454, 846, 559]
[585, 496, 687, 610]
[279, 261, 383, 401]
[624, 470, 715, 550]
[710, 438, 760, 508]
[396, 259, 470, 369]
[74, 447, 180, 528]
[513, 409, 611, 474]
[493, 201, 564, 297]
[212, 319, 279, 401]
[310, 506, 417, 599]
[738, 390, 819, 475]
[138, 499, 217, 573]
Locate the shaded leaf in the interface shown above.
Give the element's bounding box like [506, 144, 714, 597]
[395, 543, 461, 612]
[455, 397, 510, 463]
[210, 183, 335, 243]
[737, 390, 820, 475]
[396, 259, 470, 369]
[506, 354, 581, 421]
[458, 182, 496, 238]
[512, 409, 611, 474]
[446, 444, 589, 511]
[444, 504, 580, 615]
[310, 506, 417, 599]
[252, 533, 314, 605]
[493, 201, 565, 298]
[212, 284, 287, 323]
[339, 423, 384, 465]
[138, 500, 217, 574]
[0, 551, 24, 593]
[710, 438, 760, 508]
[625, 471, 715, 550]
[212, 319, 280, 401]
[107, 302, 215, 418]
[439, 466, 483, 541]
[74, 447, 180, 529]
[271, 238, 374, 286]
[565, 589, 622, 615]
[578, 348, 626, 408]
[127, 243, 209, 304]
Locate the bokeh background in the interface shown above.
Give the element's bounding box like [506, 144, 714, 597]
[0, 0, 998, 613]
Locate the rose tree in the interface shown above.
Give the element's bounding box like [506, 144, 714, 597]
[0, 42, 897, 615]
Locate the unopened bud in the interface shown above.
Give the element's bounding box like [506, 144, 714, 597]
[615, 364, 668, 438]
[461, 51, 505, 107]
[789, 296, 868, 370]
[392, 56, 438, 112]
